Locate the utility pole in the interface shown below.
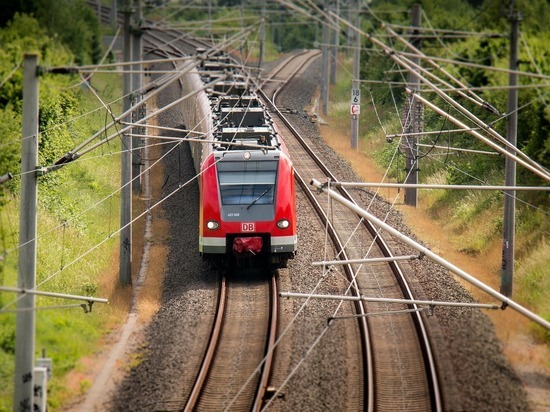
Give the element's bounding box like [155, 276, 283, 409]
[501, 2, 520, 297]
[403, 3, 422, 207]
[208, 0, 212, 38]
[259, 0, 266, 72]
[330, 0, 339, 84]
[346, 0, 353, 58]
[321, 0, 330, 115]
[350, 0, 360, 149]
[111, 0, 117, 28]
[132, 0, 143, 194]
[14, 53, 39, 412]
[120, 1, 133, 286]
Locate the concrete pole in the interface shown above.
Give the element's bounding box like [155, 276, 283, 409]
[330, 0, 339, 84]
[350, 0, 360, 149]
[403, 4, 421, 207]
[321, 0, 330, 115]
[259, 0, 266, 72]
[120, 1, 133, 286]
[132, 0, 143, 194]
[346, 0, 353, 58]
[111, 0, 117, 27]
[501, 4, 520, 297]
[14, 53, 39, 412]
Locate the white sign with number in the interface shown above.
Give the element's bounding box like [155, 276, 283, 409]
[351, 87, 361, 105]
[350, 104, 360, 115]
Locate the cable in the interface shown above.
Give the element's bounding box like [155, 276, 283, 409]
[0, 60, 23, 89]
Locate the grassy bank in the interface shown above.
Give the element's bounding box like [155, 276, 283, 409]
[0, 72, 130, 411]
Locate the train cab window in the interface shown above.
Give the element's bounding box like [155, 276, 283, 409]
[217, 160, 277, 206]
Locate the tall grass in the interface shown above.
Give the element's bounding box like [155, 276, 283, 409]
[516, 238, 550, 342]
[0, 72, 125, 411]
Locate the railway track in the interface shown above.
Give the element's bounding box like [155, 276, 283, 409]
[183, 272, 278, 411]
[259, 51, 443, 411]
[81, 3, 538, 411]
[90, 2, 440, 407]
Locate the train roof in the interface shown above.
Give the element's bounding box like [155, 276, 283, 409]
[212, 126, 281, 152]
[215, 95, 262, 108]
[213, 148, 282, 162]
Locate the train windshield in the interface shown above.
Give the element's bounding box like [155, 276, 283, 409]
[217, 160, 277, 206]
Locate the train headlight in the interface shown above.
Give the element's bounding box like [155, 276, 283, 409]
[206, 220, 220, 230]
[243, 151, 251, 160]
[277, 219, 290, 229]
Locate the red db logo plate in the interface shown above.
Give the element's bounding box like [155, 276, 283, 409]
[242, 223, 255, 232]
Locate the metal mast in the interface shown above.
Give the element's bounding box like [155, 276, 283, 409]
[501, 1, 520, 297]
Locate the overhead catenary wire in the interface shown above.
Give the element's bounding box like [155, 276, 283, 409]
[50, 62, 213, 170]
[68, 54, 196, 71]
[329, 12, 549, 180]
[310, 179, 550, 331]
[280, 292, 500, 311]
[387, 23, 504, 38]
[415, 143, 499, 155]
[519, 31, 549, 104]
[2, 28, 266, 295]
[423, 83, 550, 92]
[384, 25, 493, 111]
[0, 286, 107, 305]
[47, 60, 198, 168]
[0, 59, 23, 89]
[332, 181, 550, 192]
[396, 49, 550, 82]
[414, 144, 550, 216]
[411, 90, 550, 181]
[420, 3, 506, 64]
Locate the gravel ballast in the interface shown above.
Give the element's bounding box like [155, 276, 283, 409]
[108, 57, 530, 411]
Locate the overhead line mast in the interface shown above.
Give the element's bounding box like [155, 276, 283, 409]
[402, 4, 421, 207]
[120, 0, 133, 286]
[501, 1, 521, 297]
[14, 52, 39, 412]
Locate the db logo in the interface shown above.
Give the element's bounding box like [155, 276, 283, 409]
[242, 223, 255, 232]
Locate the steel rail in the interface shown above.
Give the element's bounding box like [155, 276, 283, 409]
[258, 51, 373, 411]
[252, 275, 279, 412]
[259, 52, 443, 411]
[293, 170, 373, 411]
[184, 273, 227, 411]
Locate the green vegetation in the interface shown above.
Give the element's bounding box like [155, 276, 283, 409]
[0, 6, 123, 411]
[0, 0, 102, 65]
[354, 0, 550, 339]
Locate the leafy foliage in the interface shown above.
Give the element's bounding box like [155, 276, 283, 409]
[0, 12, 120, 409]
[362, 0, 550, 189]
[0, 13, 84, 223]
[358, 0, 549, 332]
[0, 0, 102, 65]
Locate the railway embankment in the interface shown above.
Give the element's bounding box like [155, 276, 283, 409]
[316, 103, 550, 411]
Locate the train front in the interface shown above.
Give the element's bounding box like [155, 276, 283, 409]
[199, 148, 297, 270]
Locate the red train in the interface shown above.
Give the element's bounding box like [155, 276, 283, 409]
[189, 63, 297, 269]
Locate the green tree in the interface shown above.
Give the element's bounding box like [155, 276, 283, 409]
[0, 0, 102, 65]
